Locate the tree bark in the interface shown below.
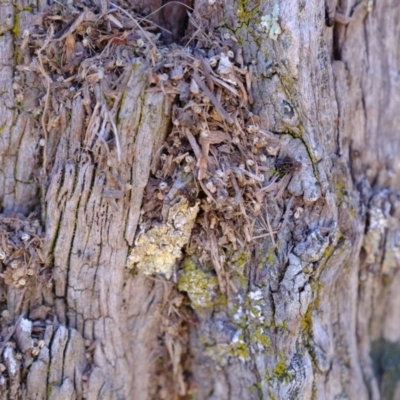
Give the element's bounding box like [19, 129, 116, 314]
[0, 0, 399, 399]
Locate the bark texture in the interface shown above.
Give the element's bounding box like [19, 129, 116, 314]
[0, 0, 399, 399]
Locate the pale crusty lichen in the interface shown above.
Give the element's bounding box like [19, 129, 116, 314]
[260, 4, 282, 41]
[126, 197, 199, 278]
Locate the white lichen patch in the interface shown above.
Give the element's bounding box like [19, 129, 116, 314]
[20, 318, 33, 333]
[126, 197, 199, 278]
[260, 4, 282, 41]
[3, 347, 18, 375]
[248, 289, 263, 301]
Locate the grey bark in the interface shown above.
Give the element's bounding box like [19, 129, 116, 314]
[0, 0, 399, 399]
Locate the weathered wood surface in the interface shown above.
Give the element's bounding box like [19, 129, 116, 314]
[0, 0, 399, 399]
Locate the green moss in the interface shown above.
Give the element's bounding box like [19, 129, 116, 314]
[46, 382, 57, 397]
[319, 234, 343, 270]
[15, 4, 34, 12]
[257, 244, 279, 271]
[275, 321, 288, 331]
[11, 12, 20, 38]
[301, 279, 325, 335]
[236, 0, 261, 25]
[252, 327, 271, 348]
[279, 75, 301, 106]
[229, 250, 250, 287]
[235, 251, 249, 267]
[257, 255, 268, 270]
[301, 305, 313, 336]
[382, 274, 391, 286]
[229, 341, 250, 359]
[128, 268, 138, 277]
[349, 208, 357, 217]
[11, 11, 24, 64]
[214, 292, 228, 307]
[180, 257, 197, 271]
[248, 302, 262, 315]
[273, 360, 291, 381]
[178, 258, 218, 309]
[335, 180, 346, 201]
[268, 391, 277, 400]
[266, 246, 276, 265]
[323, 244, 335, 260]
[263, 317, 286, 330]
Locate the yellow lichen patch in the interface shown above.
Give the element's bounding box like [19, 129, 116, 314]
[273, 359, 291, 381]
[178, 262, 218, 309]
[126, 198, 199, 278]
[229, 341, 250, 359]
[252, 326, 271, 349]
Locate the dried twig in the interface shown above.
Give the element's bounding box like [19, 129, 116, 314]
[109, 2, 157, 49]
[192, 72, 234, 124]
[53, 11, 94, 42]
[108, 110, 122, 162]
[36, 24, 55, 172]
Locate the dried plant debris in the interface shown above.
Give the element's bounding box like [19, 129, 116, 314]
[0, 215, 52, 394]
[154, 287, 194, 398]
[136, 46, 305, 290]
[26, 4, 309, 292]
[0, 214, 44, 290]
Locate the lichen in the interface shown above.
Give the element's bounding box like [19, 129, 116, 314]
[178, 259, 218, 309]
[234, 251, 249, 268]
[126, 198, 199, 278]
[335, 180, 346, 202]
[229, 250, 250, 287]
[252, 326, 271, 349]
[273, 359, 291, 381]
[11, 14, 20, 37]
[300, 305, 313, 336]
[236, 0, 261, 25]
[229, 341, 250, 359]
[266, 245, 276, 264]
[260, 4, 282, 41]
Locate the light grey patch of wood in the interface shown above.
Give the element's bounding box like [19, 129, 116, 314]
[123, 65, 171, 245]
[284, 353, 313, 399]
[14, 318, 33, 355]
[362, 191, 391, 266]
[293, 228, 333, 263]
[281, 137, 322, 203]
[21, 324, 88, 400]
[26, 346, 50, 399]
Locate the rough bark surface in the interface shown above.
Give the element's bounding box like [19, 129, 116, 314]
[0, 0, 399, 399]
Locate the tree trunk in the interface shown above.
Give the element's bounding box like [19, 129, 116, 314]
[0, 0, 399, 399]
